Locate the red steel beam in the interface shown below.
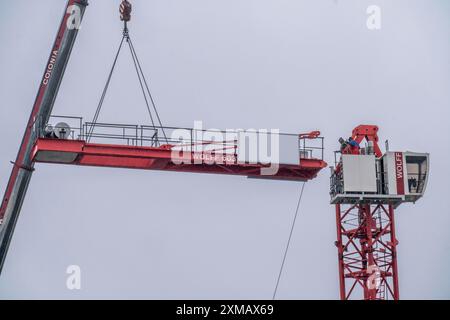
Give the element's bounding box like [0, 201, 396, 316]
[31, 138, 327, 181]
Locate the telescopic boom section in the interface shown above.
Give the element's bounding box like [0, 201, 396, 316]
[0, 0, 88, 273]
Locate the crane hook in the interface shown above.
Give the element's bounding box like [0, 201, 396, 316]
[120, 0, 132, 37]
[120, 0, 132, 23]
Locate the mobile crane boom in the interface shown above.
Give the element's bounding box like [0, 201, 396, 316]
[0, 0, 88, 274]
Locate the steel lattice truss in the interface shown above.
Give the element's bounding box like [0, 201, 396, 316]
[335, 203, 400, 300]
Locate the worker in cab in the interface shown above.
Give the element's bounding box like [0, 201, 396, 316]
[347, 137, 360, 154]
[339, 137, 360, 155]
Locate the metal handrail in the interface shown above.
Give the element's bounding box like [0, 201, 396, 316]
[38, 115, 325, 161]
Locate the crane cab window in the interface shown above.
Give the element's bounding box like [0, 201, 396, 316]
[405, 155, 428, 194]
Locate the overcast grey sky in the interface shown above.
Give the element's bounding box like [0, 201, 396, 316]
[0, 0, 449, 299]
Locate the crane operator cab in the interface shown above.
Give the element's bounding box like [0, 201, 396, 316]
[381, 151, 429, 203]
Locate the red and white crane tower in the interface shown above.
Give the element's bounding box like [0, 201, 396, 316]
[330, 125, 429, 300]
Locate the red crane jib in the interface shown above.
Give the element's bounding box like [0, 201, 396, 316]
[31, 138, 327, 182]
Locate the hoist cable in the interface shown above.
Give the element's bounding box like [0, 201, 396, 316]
[87, 27, 168, 144]
[272, 182, 306, 300]
[87, 35, 126, 142]
[127, 36, 168, 143]
[126, 37, 157, 129]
